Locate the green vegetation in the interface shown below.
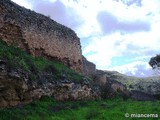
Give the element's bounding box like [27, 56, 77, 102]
[149, 54, 160, 74]
[0, 40, 82, 82]
[149, 54, 160, 69]
[0, 97, 159, 120]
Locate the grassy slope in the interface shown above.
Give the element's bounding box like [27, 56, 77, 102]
[0, 40, 83, 82]
[0, 97, 160, 120]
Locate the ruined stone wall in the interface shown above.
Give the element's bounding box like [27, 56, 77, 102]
[82, 56, 96, 77]
[0, 0, 82, 73]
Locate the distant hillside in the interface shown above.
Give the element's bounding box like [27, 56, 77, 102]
[104, 70, 160, 95]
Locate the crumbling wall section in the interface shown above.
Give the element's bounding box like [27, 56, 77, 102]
[82, 56, 96, 77]
[0, 0, 82, 73]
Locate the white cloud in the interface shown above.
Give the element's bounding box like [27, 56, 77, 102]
[97, 11, 150, 34]
[83, 33, 127, 68]
[31, 0, 83, 30]
[108, 61, 154, 77]
[11, 0, 32, 9]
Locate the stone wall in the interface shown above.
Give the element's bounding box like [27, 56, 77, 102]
[0, 0, 82, 73]
[82, 56, 96, 77]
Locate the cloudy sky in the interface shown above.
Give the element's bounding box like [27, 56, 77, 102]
[11, 0, 160, 77]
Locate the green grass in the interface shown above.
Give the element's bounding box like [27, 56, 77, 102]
[0, 97, 159, 120]
[0, 40, 83, 82]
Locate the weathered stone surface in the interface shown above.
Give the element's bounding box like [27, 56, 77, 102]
[0, 0, 82, 73]
[53, 83, 95, 101]
[0, 60, 100, 108]
[93, 70, 130, 98]
[82, 56, 96, 77]
[93, 70, 125, 91]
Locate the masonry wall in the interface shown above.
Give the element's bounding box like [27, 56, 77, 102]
[0, 0, 82, 73]
[82, 56, 96, 77]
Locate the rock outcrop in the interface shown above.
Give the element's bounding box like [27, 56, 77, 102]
[94, 70, 127, 91]
[93, 70, 130, 99]
[0, 59, 100, 108]
[0, 0, 82, 73]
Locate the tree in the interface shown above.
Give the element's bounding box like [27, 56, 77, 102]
[149, 54, 160, 74]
